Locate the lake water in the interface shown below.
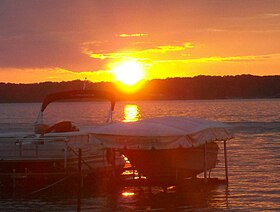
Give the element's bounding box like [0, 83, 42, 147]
[0, 99, 279, 211]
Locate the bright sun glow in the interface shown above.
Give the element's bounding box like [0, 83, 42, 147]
[113, 61, 144, 86]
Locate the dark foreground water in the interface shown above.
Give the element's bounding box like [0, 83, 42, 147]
[0, 99, 279, 211]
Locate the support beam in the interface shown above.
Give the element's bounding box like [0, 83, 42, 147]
[12, 169, 16, 192]
[204, 143, 208, 183]
[223, 140, 229, 185]
[77, 149, 82, 212]
[64, 143, 68, 169]
[112, 148, 116, 177]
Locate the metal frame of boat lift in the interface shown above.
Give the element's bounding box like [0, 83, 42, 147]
[109, 140, 229, 188]
[0, 137, 229, 194]
[203, 140, 228, 184]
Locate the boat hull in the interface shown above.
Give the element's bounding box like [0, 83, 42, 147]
[0, 134, 125, 192]
[0, 158, 124, 194]
[121, 142, 219, 181]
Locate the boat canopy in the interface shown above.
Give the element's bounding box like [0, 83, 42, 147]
[41, 90, 116, 112]
[91, 117, 233, 149]
[35, 89, 116, 125]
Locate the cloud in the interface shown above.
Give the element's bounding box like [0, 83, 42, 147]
[119, 33, 148, 37]
[0, 67, 113, 83]
[0, 1, 122, 72]
[264, 13, 280, 17]
[0, 0, 279, 81]
[0, 67, 82, 83]
[144, 42, 194, 53]
[154, 53, 280, 64]
[82, 42, 194, 61]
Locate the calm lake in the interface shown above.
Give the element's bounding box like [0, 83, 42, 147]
[0, 99, 279, 211]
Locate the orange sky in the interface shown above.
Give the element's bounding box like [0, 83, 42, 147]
[0, 0, 279, 83]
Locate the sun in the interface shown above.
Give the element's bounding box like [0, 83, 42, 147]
[112, 60, 144, 86]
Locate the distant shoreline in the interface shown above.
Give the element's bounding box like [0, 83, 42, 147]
[0, 97, 280, 104]
[0, 75, 279, 103]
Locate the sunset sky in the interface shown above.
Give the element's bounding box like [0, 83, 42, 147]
[0, 0, 279, 83]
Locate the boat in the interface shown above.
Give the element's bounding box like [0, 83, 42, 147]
[0, 89, 233, 191]
[90, 116, 233, 182]
[0, 90, 125, 190]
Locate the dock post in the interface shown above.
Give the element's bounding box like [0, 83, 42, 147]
[64, 142, 68, 169]
[223, 140, 229, 185]
[35, 141, 38, 157]
[12, 169, 16, 192]
[204, 143, 208, 183]
[19, 140, 22, 157]
[77, 148, 82, 212]
[113, 148, 116, 177]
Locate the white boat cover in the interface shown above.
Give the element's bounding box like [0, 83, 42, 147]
[90, 117, 233, 149]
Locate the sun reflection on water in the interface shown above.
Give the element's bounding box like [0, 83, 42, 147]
[122, 191, 135, 197]
[123, 104, 141, 122]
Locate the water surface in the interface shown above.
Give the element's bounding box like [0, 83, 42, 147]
[0, 99, 279, 211]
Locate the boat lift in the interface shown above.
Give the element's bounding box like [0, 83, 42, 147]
[107, 140, 230, 189]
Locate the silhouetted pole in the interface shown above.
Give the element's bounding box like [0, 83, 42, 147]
[223, 141, 229, 185]
[12, 169, 16, 193]
[204, 143, 208, 183]
[112, 149, 116, 177]
[77, 148, 82, 212]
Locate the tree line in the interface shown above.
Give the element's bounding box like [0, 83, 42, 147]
[0, 75, 279, 103]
